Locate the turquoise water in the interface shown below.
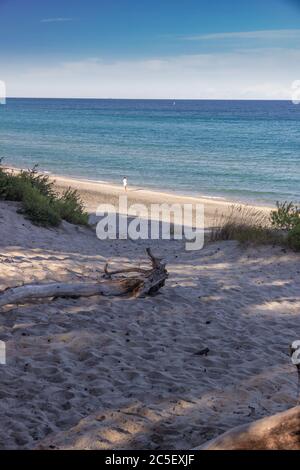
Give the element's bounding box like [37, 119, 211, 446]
[0, 98, 300, 204]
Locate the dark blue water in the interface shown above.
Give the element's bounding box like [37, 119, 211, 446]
[1, 98, 300, 204]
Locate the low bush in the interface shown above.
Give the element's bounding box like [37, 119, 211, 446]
[0, 162, 88, 227]
[287, 224, 300, 251]
[55, 188, 89, 225]
[0, 172, 31, 201]
[22, 185, 61, 227]
[19, 165, 56, 200]
[271, 201, 300, 231]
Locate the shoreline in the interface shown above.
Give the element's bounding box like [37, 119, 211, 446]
[52, 172, 274, 207]
[7, 163, 276, 207]
[5, 165, 273, 228]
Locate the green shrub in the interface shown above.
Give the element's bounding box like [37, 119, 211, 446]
[271, 201, 300, 231]
[55, 188, 89, 225]
[0, 170, 14, 199]
[0, 162, 88, 227]
[0, 163, 54, 202]
[22, 186, 61, 227]
[0, 173, 32, 201]
[287, 224, 300, 251]
[19, 165, 56, 200]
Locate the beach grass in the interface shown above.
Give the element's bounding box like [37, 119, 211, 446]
[210, 203, 300, 251]
[210, 204, 284, 246]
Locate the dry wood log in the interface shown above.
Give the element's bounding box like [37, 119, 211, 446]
[0, 248, 168, 309]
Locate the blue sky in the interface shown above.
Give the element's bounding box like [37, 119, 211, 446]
[1, 0, 300, 98]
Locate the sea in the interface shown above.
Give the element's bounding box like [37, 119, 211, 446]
[1, 98, 300, 204]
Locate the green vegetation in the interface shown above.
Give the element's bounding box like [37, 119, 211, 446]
[210, 205, 280, 245]
[287, 224, 300, 251]
[211, 201, 300, 251]
[54, 188, 89, 226]
[0, 162, 88, 227]
[270, 201, 300, 231]
[271, 201, 300, 251]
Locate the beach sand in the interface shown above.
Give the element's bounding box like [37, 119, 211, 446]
[0, 178, 299, 450]
[5, 166, 273, 227]
[53, 173, 273, 228]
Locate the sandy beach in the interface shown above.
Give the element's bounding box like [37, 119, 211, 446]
[0, 175, 299, 449]
[6, 167, 273, 228]
[54, 173, 274, 226]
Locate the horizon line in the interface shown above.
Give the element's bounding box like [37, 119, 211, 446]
[6, 96, 292, 102]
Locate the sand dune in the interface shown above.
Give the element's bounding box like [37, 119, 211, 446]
[0, 198, 299, 449]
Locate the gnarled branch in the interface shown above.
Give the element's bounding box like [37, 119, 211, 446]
[0, 248, 168, 309]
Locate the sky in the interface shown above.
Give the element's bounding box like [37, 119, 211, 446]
[1, 0, 300, 99]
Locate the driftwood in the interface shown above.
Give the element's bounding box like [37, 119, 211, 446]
[0, 248, 168, 309]
[196, 406, 300, 450]
[290, 341, 300, 404]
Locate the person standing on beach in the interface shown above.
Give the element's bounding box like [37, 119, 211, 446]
[123, 176, 128, 192]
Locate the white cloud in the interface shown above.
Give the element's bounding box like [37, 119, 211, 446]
[41, 17, 74, 23]
[184, 29, 300, 41]
[2, 48, 300, 100]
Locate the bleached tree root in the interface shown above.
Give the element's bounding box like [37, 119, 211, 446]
[0, 248, 168, 309]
